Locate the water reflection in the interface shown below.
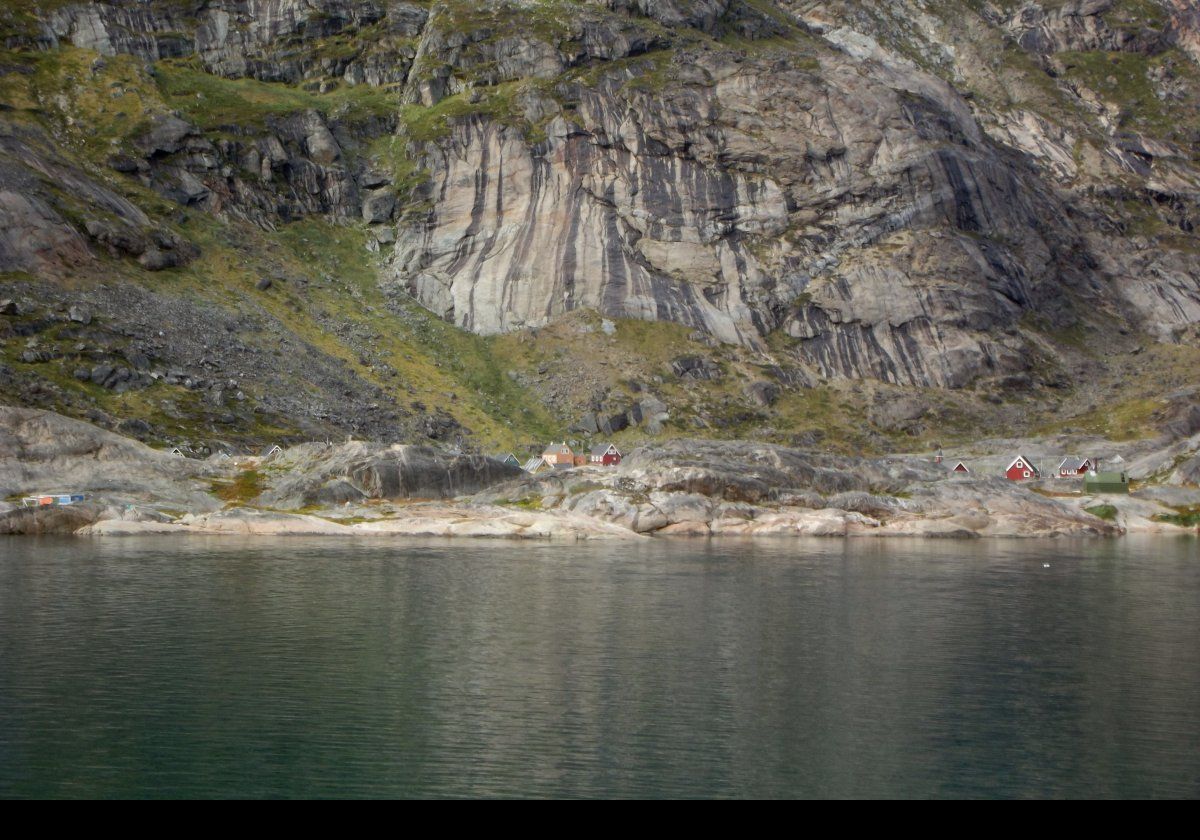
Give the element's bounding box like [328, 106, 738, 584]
[0, 537, 1197, 797]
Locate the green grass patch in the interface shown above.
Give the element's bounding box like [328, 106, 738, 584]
[211, 469, 264, 505]
[1085, 503, 1119, 521]
[154, 59, 402, 130]
[1152, 505, 1200, 528]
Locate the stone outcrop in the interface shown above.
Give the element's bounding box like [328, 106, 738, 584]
[1003, 1, 1168, 56]
[470, 438, 1127, 538]
[0, 406, 220, 509]
[255, 441, 526, 508]
[37, 1, 430, 86]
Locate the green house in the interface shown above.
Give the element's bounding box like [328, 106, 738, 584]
[1085, 471, 1129, 494]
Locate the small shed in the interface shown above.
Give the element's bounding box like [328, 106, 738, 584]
[1085, 471, 1129, 494]
[1005, 455, 1040, 481]
[523, 456, 555, 475]
[261, 444, 284, 460]
[950, 461, 969, 474]
[496, 453, 521, 469]
[589, 443, 622, 466]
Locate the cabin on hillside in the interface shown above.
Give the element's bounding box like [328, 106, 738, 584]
[542, 441, 574, 466]
[495, 453, 521, 469]
[1005, 455, 1041, 481]
[1058, 456, 1095, 478]
[949, 461, 969, 474]
[261, 444, 284, 460]
[1085, 471, 1130, 494]
[590, 443, 622, 466]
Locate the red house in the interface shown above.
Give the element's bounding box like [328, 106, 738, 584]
[950, 461, 969, 474]
[1005, 455, 1041, 481]
[1057, 457, 1095, 478]
[589, 443, 622, 466]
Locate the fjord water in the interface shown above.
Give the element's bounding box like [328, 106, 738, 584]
[1, 537, 1197, 799]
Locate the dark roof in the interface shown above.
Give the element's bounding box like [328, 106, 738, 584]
[590, 443, 620, 457]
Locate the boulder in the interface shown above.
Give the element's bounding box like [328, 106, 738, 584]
[362, 189, 396, 223]
[671, 356, 722, 380]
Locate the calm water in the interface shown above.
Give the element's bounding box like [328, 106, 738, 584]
[1, 536, 1198, 799]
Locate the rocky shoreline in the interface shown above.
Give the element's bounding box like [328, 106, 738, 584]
[3, 407, 1199, 540]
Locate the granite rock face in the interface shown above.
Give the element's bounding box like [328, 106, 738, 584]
[2, 0, 1200, 397]
[387, 6, 1081, 386]
[39, 1, 430, 86]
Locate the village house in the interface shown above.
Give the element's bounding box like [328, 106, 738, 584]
[1005, 455, 1041, 481]
[949, 461, 969, 474]
[494, 453, 521, 469]
[1057, 456, 1095, 478]
[542, 441, 575, 466]
[261, 444, 284, 460]
[589, 443, 622, 466]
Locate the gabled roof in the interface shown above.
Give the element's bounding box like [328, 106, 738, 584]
[950, 461, 969, 472]
[590, 443, 621, 457]
[1006, 455, 1040, 473]
[1058, 456, 1091, 471]
[261, 444, 283, 458]
[523, 456, 552, 472]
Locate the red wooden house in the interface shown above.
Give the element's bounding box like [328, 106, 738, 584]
[1005, 455, 1041, 481]
[950, 461, 969, 474]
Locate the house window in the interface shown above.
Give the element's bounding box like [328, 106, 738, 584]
[1023, 470, 1030, 478]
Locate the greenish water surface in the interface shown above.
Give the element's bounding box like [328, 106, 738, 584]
[1, 536, 1197, 798]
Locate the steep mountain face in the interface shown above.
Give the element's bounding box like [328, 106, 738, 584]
[1, 1, 1199, 450]
[391, 1, 1077, 389]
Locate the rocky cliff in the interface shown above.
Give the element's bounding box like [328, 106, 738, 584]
[1, 1, 1199, 451]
